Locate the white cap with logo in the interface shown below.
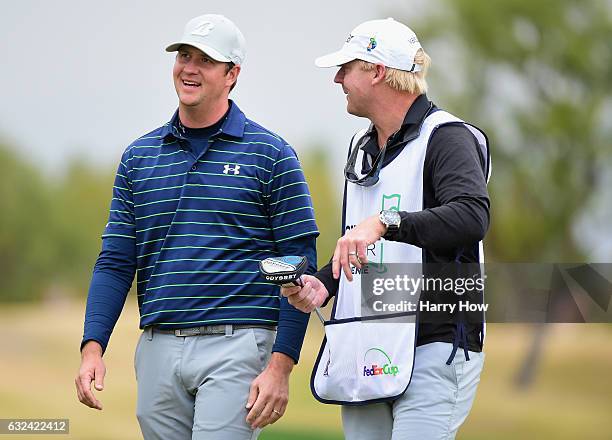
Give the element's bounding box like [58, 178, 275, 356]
[166, 14, 246, 65]
[315, 18, 422, 72]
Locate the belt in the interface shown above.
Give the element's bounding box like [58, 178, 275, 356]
[151, 324, 277, 337]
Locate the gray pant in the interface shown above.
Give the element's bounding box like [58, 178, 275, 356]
[134, 326, 275, 440]
[342, 342, 484, 440]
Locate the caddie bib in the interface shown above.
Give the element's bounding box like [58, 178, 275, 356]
[311, 110, 490, 405]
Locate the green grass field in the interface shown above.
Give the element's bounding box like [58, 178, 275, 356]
[0, 299, 610, 439]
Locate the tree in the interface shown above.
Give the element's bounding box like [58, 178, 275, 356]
[0, 145, 54, 300]
[403, 0, 612, 261]
[0, 144, 114, 301]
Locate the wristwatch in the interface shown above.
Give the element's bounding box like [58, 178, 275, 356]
[379, 209, 401, 239]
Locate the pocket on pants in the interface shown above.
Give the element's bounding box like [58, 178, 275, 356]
[452, 349, 485, 392]
[134, 331, 145, 380]
[248, 328, 275, 370]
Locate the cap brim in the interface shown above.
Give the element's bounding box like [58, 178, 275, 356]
[165, 42, 232, 63]
[314, 50, 357, 68]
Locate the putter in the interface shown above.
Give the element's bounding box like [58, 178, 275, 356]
[259, 256, 325, 324]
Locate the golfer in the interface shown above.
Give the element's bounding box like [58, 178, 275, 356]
[282, 18, 490, 439]
[75, 14, 318, 439]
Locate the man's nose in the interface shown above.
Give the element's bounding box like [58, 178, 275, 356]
[183, 59, 199, 73]
[334, 69, 344, 84]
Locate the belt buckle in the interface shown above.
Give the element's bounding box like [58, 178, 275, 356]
[174, 327, 201, 337]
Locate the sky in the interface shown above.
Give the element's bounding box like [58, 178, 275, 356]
[0, 0, 419, 174]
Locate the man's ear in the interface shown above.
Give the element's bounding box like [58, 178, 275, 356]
[371, 64, 386, 86]
[227, 64, 241, 87]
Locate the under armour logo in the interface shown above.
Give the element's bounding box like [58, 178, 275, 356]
[223, 164, 241, 175]
[192, 21, 214, 37]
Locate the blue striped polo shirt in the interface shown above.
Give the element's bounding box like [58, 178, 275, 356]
[104, 101, 319, 329]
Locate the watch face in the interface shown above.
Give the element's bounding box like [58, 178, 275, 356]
[382, 210, 401, 226]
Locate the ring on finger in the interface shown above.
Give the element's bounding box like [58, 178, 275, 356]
[348, 251, 357, 256]
[273, 409, 282, 416]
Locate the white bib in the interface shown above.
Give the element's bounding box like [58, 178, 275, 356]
[311, 110, 489, 405]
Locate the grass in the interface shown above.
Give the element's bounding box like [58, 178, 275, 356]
[260, 431, 342, 440]
[0, 298, 610, 439]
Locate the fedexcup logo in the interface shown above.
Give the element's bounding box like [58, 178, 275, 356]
[363, 347, 399, 377]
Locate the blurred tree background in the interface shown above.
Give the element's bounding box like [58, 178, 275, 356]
[3, 0, 609, 302]
[0, 145, 113, 301]
[0, 1, 611, 439]
[0, 143, 340, 302]
[399, 0, 612, 262]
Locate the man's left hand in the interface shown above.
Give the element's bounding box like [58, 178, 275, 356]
[333, 213, 387, 281]
[245, 352, 293, 429]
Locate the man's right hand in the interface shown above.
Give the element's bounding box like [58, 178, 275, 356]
[280, 274, 329, 313]
[75, 341, 106, 410]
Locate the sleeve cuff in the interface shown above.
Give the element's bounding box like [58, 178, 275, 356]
[314, 268, 338, 307]
[80, 337, 108, 354]
[272, 343, 300, 364]
[385, 211, 412, 242]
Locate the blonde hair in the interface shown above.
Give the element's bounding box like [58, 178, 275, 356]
[359, 48, 431, 94]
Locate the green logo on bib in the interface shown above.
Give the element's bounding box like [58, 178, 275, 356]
[381, 194, 401, 211]
[373, 194, 402, 274]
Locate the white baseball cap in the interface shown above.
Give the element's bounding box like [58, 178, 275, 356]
[315, 18, 422, 72]
[166, 14, 246, 65]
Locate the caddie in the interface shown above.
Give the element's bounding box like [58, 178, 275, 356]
[282, 18, 490, 440]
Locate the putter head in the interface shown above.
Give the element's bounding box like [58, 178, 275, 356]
[259, 256, 308, 285]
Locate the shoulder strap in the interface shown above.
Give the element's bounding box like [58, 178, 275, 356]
[348, 128, 369, 156]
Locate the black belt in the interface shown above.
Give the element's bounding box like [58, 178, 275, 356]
[150, 324, 277, 337]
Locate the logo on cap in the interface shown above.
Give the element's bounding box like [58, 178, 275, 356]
[192, 21, 214, 37]
[346, 34, 354, 43]
[367, 37, 377, 52]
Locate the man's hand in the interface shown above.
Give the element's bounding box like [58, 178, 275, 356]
[75, 341, 106, 410]
[333, 213, 386, 281]
[281, 275, 329, 313]
[245, 352, 293, 429]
